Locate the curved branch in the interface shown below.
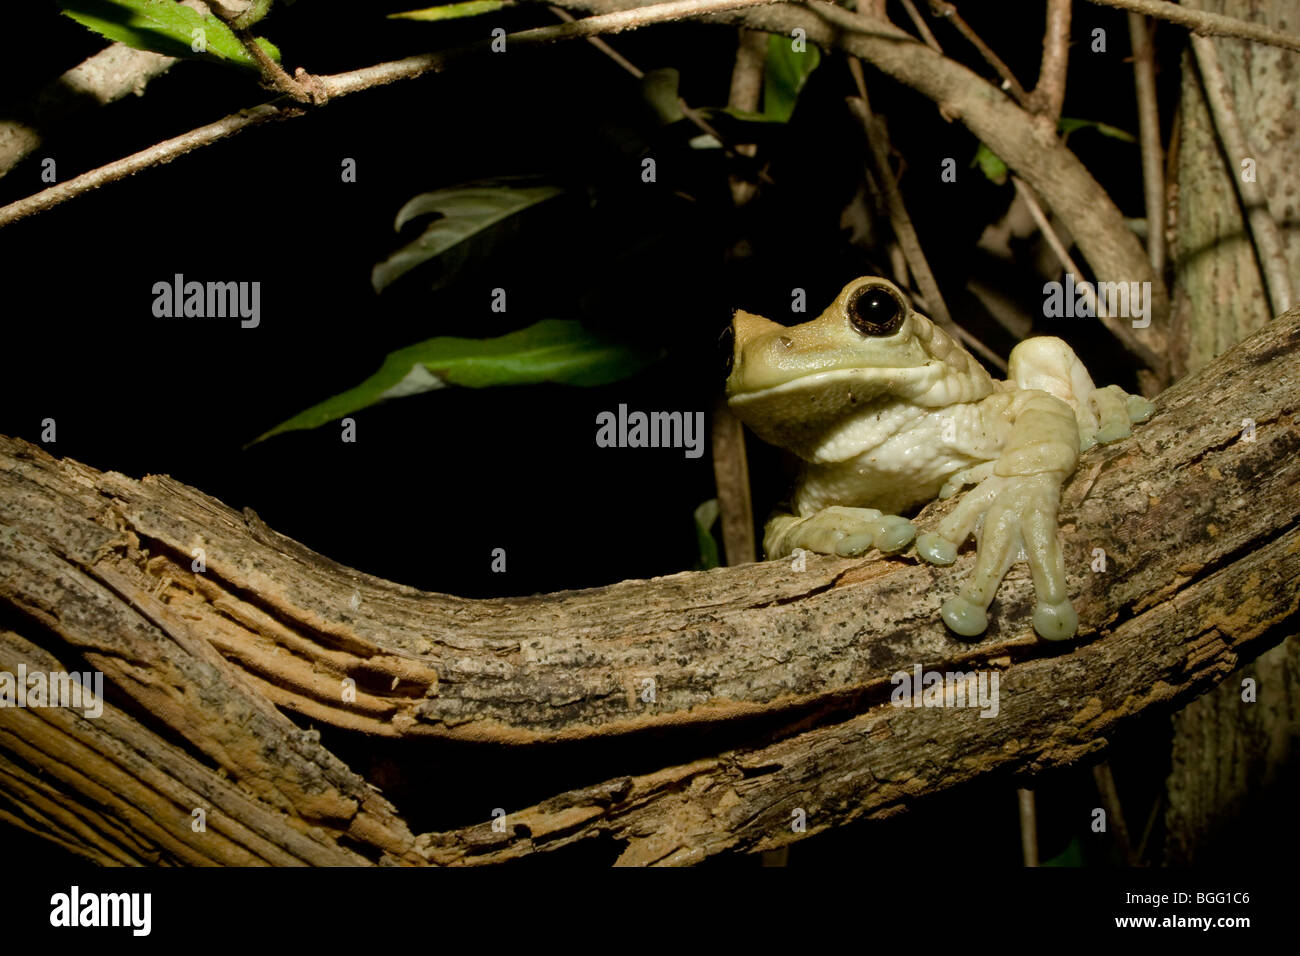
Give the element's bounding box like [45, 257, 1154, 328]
[2, 314, 1296, 743]
[2, 310, 1297, 864]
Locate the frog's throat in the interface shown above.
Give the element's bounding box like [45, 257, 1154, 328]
[728, 362, 996, 456]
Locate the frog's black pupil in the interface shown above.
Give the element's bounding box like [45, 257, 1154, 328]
[849, 287, 904, 336]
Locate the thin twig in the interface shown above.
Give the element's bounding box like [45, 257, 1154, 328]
[547, 8, 774, 185]
[712, 27, 764, 573]
[897, 0, 941, 52]
[1190, 34, 1294, 316]
[847, 62, 1008, 372]
[1128, 12, 1165, 275]
[726, 29, 768, 206]
[1092, 761, 1138, 865]
[1012, 175, 1164, 370]
[927, 1, 1032, 108]
[1034, 0, 1071, 119]
[0, 0, 781, 229]
[550, 5, 642, 74]
[216, 10, 315, 104]
[1085, 0, 1300, 54]
[548, 5, 730, 150]
[1018, 788, 1038, 866]
[0, 103, 304, 229]
[1136, 790, 1161, 863]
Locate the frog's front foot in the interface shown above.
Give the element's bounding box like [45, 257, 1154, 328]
[766, 506, 916, 558]
[915, 472, 1078, 641]
[1080, 384, 1157, 450]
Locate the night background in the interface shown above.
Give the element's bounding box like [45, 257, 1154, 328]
[0, 0, 1288, 884]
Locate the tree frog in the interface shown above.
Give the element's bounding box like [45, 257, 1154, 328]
[725, 276, 1154, 641]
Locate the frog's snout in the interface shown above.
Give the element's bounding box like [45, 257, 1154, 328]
[727, 309, 787, 390]
[731, 309, 786, 350]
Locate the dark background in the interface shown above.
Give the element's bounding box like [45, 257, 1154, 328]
[1, 0, 1205, 866]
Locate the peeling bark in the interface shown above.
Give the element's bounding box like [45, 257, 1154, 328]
[1, 312, 1298, 864]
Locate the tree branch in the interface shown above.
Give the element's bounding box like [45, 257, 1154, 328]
[0, 0, 780, 229]
[544, 0, 1171, 378]
[1129, 12, 1165, 275]
[2, 308, 1297, 864]
[3, 0, 1171, 385]
[1085, 0, 1300, 54]
[1034, 0, 1072, 119]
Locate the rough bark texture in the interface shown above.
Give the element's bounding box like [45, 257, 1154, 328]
[1170, 0, 1296, 377]
[1, 309, 1297, 865]
[1163, 0, 1300, 864]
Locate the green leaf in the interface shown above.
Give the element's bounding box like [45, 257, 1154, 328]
[694, 499, 721, 571]
[641, 68, 686, 127]
[250, 319, 661, 444]
[762, 32, 820, 123]
[57, 0, 279, 68]
[371, 184, 564, 293]
[1041, 836, 1085, 867]
[972, 142, 1008, 185]
[1058, 117, 1136, 143]
[389, 1, 508, 21]
[708, 106, 785, 125]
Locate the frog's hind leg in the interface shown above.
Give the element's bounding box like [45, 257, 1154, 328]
[1007, 337, 1155, 450]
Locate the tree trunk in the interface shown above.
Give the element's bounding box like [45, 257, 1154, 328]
[1163, 0, 1300, 865]
[2, 309, 1298, 865]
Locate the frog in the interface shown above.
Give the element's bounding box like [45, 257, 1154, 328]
[724, 276, 1154, 641]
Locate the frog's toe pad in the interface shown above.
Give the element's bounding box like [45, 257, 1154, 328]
[834, 531, 875, 556]
[793, 507, 914, 556]
[941, 595, 988, 637]
[1095, 419, 1132, 443]
[1033, 600, 1078, 641]
[916, 532, 957, 566]
[871, 516, 917, 553]
[1127, 394, 1156, 423]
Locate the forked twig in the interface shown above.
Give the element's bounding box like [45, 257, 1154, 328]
[0, 0, 780, 229]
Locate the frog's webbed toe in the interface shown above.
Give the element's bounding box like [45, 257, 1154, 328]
[1087, 383, 1157, 446]
[765, 507, 916, 559]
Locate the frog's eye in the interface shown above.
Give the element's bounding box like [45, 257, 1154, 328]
[847, 286, 906, 336]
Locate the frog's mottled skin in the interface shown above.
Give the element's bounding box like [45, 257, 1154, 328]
[725, 276, 1154, 641]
